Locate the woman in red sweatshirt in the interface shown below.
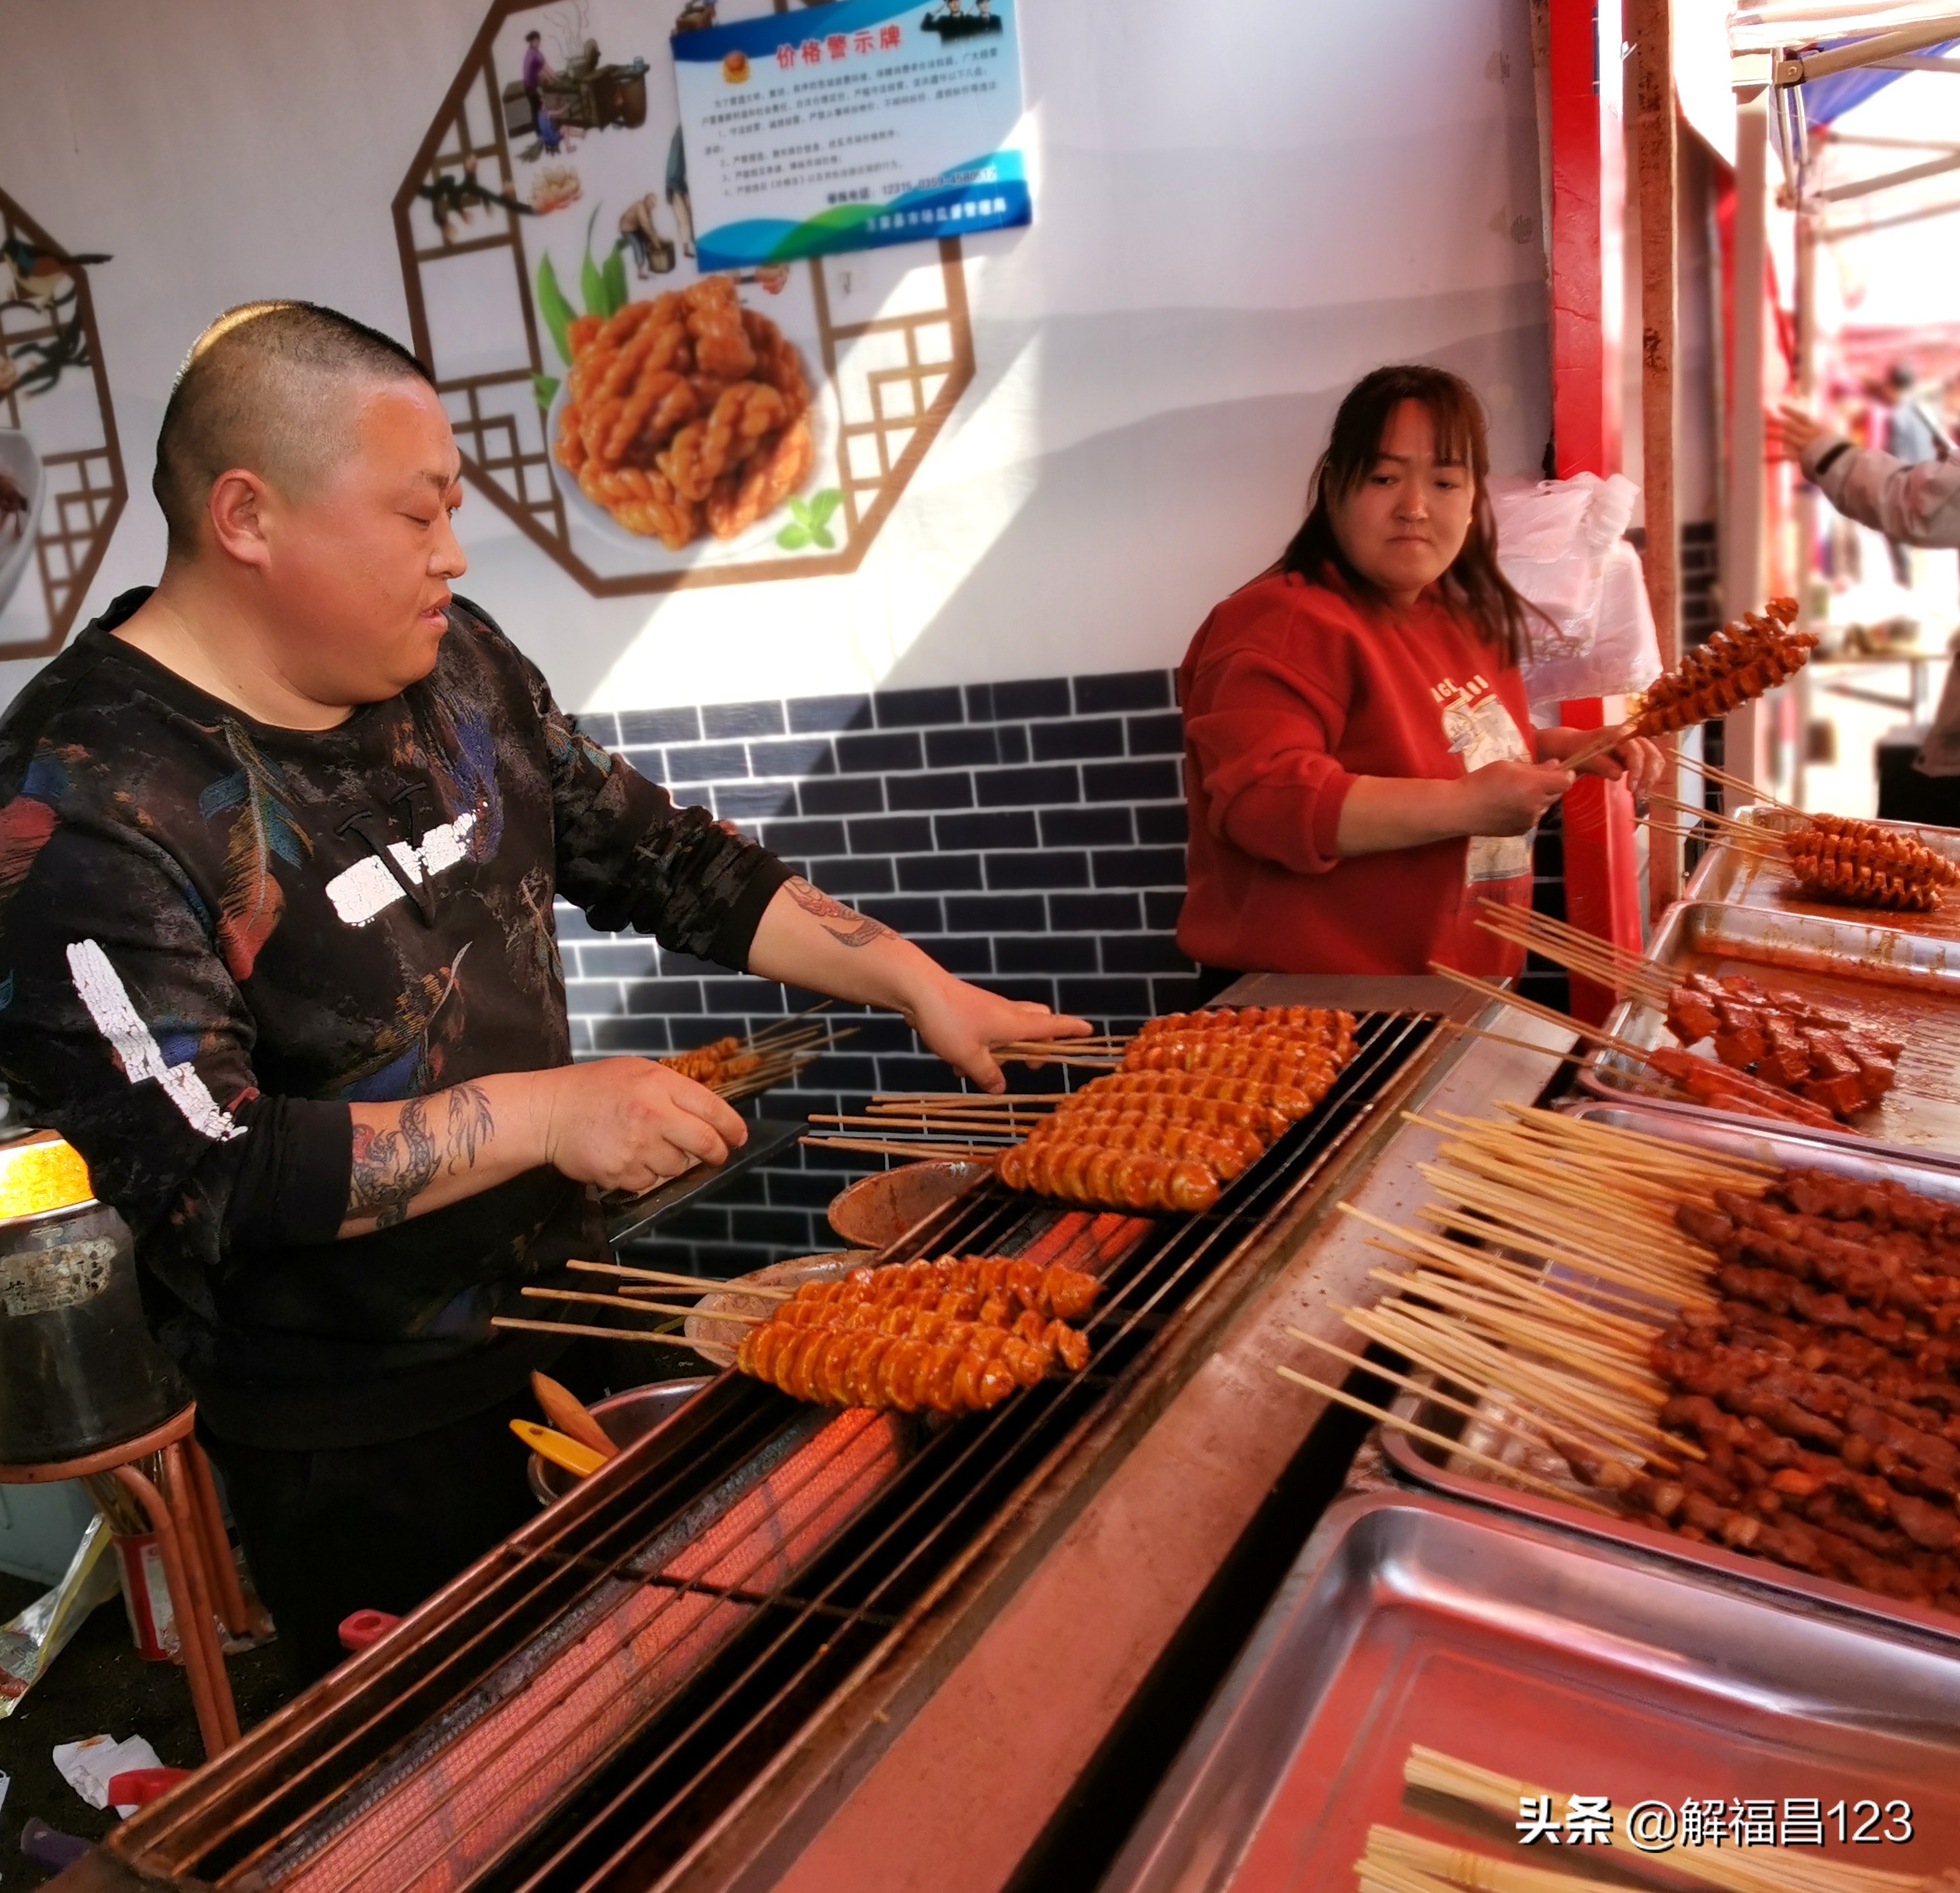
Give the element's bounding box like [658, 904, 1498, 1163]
[1178, 364, 1661, 980]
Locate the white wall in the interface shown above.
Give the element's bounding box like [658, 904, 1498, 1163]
[0, 0, 1551, 713]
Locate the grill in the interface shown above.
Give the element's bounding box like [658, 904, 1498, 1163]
[79, 1010, 1444, 1893]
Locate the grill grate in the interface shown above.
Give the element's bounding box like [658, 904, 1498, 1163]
[133, 1013, 1438, 1893]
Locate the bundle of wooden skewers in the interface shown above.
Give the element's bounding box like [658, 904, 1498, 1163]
[1645, 751, 1960, 914]
[1358, 1745, 1953, 1893]
[493, 1250, 1101, 1423]
[1280, 1105, 1960, 1619]
[657, 1006, 854, 1102]
[1468, 901, 1906, 1126]
[799, 1005, 1362, 1213]
[1565, 595, 1810, 767]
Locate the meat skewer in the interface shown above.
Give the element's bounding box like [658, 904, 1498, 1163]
[1565, 595, 1812, 766]
[1278, 1106, 1960, 1618]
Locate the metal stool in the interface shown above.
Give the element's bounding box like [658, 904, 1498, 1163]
[0, 1406, 252, 1756]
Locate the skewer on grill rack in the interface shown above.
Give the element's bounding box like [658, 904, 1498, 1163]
[1278, 1106, 1960, 1622]
[808, 1005, 1367, 1214]
[658, 1005, 857, 1102]
[499, 1255, 1104, 1415]
[1563, 595, 1812, 768]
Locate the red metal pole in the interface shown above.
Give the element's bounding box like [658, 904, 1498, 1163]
[1549, 0, 1645, 1021]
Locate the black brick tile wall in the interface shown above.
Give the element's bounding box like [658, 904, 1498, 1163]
[563, 668, 1208, 1276]
[1681, 518, 1720, 646]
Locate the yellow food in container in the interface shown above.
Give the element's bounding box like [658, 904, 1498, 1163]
[0, 1137, 94, 1220]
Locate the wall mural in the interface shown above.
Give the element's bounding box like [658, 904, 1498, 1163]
[395, 0, 977, 597]
[0, 187, 125, 660]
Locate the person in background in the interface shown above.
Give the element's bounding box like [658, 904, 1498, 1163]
[1774, 393, 1960, 824]
[522, 29, 553, 137]
[1176, 363, 1664, 986]
[1881, 362, 1948, 586]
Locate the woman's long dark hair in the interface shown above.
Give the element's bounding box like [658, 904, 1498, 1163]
[1280, 364, 1536, 667]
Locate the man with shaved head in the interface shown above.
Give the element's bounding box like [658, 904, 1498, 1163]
[0, 301, 1086, 1684]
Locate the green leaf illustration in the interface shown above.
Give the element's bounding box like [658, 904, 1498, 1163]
[581, 252, 606, 321]
[537, 256, 575, 365]
[809, 524, 836, 550]
[533, 372, 560, 409]
[601, 248, 628, 316]
[776, 522, 813, 551]
[807, 488, 843, 527]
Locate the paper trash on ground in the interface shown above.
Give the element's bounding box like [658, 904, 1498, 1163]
[53, 1733, 163, 1815]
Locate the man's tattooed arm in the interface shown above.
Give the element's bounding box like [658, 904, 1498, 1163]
[784, 875, 894, 950]
[346, 1082, 497, 1229]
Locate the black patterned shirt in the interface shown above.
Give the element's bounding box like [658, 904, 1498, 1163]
[0, 590, 789, 1447]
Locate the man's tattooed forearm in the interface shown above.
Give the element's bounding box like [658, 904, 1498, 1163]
[445, 1082, 496, 1174]
[786, 875, 893, 950]
[349, 1096, 439, 1228]
[348, 1082, 496, 1227]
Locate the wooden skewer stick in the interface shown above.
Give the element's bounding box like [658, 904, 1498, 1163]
[1272, 1364, 1617, 1514]
[798, 1135, 1001, 1161]
[809, 1113, 1022, 1138]
[1560, 717, 1639, 769]
[1347, 1303, 1689, 1457]
[492, 1315, 734, 1362]
[566, 1257, 794, 1297]
[1489, 1101, 1779, 1175]
[1350, 1314, 1672, 1463]
[1284, 1327, 1666, 1469]
[522, 1285, 763, 1323]
[1672, 747, 1804, 818]
[1423, 964, 1651, 1062]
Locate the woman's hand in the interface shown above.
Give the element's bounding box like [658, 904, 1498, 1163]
[1538, 726, 1667, 794]
[1453, 759, 1574, 835]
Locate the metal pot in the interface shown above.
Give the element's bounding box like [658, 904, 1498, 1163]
[0, 1194, 190, 1465]
[527, 1378, 710, 1506]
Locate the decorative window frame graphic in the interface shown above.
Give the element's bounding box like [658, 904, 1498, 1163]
[0, 187, 126, 661]
[393, 1, 977, 598]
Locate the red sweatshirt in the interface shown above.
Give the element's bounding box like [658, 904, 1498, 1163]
[1176, 568, 1536, 978]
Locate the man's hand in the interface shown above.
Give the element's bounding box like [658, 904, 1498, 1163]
[897, 975, 1093, 1094]
[534, 1058, 749, 1195]
[1769, 397, 1833, 462]
[1454, 759, 1573, 834]
[746, 876, 1093, 1092]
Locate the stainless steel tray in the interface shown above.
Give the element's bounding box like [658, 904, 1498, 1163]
[1580, 899, 1960, 1167]
[1686, 804, 1960, 949]
[1098, 1491, 1960, 1893]
[1379, 1097, 1960, 1645]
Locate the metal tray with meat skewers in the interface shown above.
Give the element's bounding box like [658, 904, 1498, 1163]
[1687, 805, 1960, 945]
[1580, 900, 1960, 1165]
[1100, 1490, 1960, 1893]
[1364, 1100, 1960, 1646]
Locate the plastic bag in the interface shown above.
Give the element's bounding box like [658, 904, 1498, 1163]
[0, 1515, 118, 1718]
[1491, 473, 1660, 709]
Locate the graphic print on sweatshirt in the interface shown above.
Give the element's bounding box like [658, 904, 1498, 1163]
[1433, 673, 1534, 883]
[326, 811, 478, 926]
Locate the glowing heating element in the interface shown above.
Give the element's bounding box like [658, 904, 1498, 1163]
[264, 1409, 907, 1893]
